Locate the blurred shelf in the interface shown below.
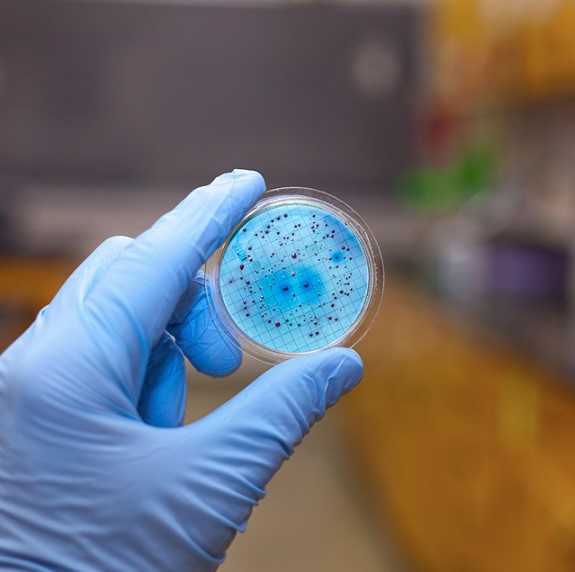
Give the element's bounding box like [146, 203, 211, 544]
[393, 237, 575, 382]
[453, 293, 575, 383]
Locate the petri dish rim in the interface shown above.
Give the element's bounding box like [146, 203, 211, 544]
[205, 187, 384, 363]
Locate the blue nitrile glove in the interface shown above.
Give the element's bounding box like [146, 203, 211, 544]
[0, 170, 364, 571]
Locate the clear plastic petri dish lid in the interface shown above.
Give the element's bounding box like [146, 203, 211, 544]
[205, 187, 384, 364]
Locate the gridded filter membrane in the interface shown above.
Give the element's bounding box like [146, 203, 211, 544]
[207, 189, 383, 362]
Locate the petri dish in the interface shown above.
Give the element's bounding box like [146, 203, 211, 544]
[205, 187, 383, 363]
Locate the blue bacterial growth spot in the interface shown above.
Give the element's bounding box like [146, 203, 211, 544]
[219, 201, 370, 353]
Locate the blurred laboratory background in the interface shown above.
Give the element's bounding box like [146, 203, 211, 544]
[2, 0, 575, 570]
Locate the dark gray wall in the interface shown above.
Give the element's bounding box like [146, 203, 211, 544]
[0, 0, 419, 192]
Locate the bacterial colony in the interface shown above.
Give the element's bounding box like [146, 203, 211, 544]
[218, 200, 370, 354]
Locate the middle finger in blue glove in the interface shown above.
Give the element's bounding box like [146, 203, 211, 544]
[168, 272, 241, 377]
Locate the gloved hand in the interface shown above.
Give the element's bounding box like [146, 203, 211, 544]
[0, 170, 363, 571]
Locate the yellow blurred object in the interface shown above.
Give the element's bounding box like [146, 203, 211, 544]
[431, 0, 493, 112]
[520, 2, 575, 100]
[341, 280, 575, 571]
[432, 0, 575, 108]
[0, 257, 73, 348]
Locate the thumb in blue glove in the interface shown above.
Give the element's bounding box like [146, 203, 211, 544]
[0, 169, 364, 571]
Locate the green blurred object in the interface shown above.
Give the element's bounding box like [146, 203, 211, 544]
[396, 140, 498, 211]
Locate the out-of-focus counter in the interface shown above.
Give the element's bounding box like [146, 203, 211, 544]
[340, 276, 575, 572]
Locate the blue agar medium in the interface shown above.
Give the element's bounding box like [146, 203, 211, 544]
[217, 199, 371, 355]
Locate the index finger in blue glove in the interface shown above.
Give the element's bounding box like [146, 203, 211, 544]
[81, 170, 265, 397]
